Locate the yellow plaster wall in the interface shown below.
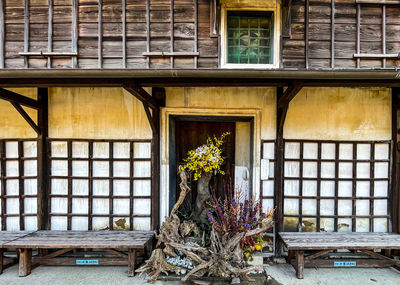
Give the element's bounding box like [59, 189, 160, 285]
[165, 87, 277, 140]
[0, 88, 37, 138]
[49, 88, 152, 139]
[284, 87, 391, 140]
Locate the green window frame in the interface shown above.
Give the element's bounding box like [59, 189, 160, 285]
[227, 11, 274, 65]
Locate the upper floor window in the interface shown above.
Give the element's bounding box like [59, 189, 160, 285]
[227, 11, 274, 65]
[221, 7, 280, 69]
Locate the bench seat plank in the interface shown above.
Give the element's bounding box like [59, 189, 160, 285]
[279, 232, 400, 250]
[4, 231, 155, 249]
[0, 231, 35, 248]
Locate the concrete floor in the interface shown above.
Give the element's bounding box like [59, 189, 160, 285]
[267, 264, 400, 285]
[0, 264, 398, 285]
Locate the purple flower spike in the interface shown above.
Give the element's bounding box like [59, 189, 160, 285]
[252, 217, 257, 220]
[261, 212, 265, 216]
[208, 217, 212, 221]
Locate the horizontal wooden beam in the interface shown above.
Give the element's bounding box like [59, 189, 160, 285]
[0, 88, 41, 109]
[356, 0, 400, 4]
[142, 52, 199, 57]
[354, 53, 399, 59]
[10, 101, 40, 135]
[123, 81, 157, 110]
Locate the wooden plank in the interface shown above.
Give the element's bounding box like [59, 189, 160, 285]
[150, 89, 160, 230]
[304, 259, 396, 268]
[5, 231, 155, 249]
[128, 248, 136, 277]
[305, 249, 333, 261]
[279, 232, 400, 250]
[41, 248, 73, 259]
[0, 88, 41, 110]
[356, 4, 360, 68]
[10, 102, 40, 135]
[0, 0, 4, 69]
[34, 257, 129, 266]
[88, 142, 93, 230]
[146, 0, 150, 68]
[19, 248, 32, 277]
[142, 51, 199, 56]
[47, 0, 53, 68]
[356, 0, 400, 4]
[393, 88, 400, 234]
[122, 0, 126, 68]
[382, 5, 386, 68]
[331, 0, 335, 69]
[37, 88, 49, 230]
[18, 141, 25, 230]
[0, 141, 5, 231]
[98, 0, 102, 68]
[0, 248, 3, 274]
[72, 0, 78, 68]
[170, 0, 174, 68]
[305, 0, 309, 69]
[296, 251, 304, 279]
[24, 0, 29, 68]
[353, 53, 399, 58]
[194, 0, 198, 68]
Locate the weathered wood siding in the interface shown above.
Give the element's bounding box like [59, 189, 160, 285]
[2, 0, 218, 69]
[1, 0, 398, 69]
[283, 0, 400, 69]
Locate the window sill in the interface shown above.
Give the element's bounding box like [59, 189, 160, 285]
[221, 63, 279, 69]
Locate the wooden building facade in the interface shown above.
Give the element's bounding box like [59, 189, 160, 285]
[0, 0, 399, 256]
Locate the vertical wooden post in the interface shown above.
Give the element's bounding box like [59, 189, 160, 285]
[295, 250, 304, 279]
[150, 104, 160, 230]
[72, 0, 78, 68]
[0, 248, 3, 274]
[127, 248, 137, 277]
[275, 87, 285, 255]
[392, 88, 400, 234]
[0, 0, 4, 69]
[18, 248, 32, 277]
[37, 88, 49, 230]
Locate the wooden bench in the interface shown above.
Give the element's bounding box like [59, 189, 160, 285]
[0, 231, 34, 274]
[3, 230, 154, 277]
[279, 232, 400, 279]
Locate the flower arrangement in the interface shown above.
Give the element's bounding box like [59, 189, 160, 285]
[181, 132, 230, 181]
[206, 188, 274, 261]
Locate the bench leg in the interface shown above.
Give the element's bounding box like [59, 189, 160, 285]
[19, 249, 32, 277]
[0, 248, 3, 274]
[128, 249, 136, 277]
[295, 250, 304, 279]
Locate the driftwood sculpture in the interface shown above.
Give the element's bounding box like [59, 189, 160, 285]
[136, 167, 273, 282]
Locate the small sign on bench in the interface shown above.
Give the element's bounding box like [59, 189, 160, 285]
[76, 260, 99, 265]
[334, 261, 356, 267]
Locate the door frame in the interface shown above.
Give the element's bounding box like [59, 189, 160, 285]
[160, 107, 262, 223]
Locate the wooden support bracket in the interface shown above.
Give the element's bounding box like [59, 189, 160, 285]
[10, 101, 40, 135]
[142, 102, 156, 134]
[123, 81, 157, 110]
[0, 88, 41, 110]
[277, 81, 304, 109]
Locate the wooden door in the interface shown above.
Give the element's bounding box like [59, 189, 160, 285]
[175, 121, 236, 209]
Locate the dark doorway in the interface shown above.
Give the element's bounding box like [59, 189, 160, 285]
[173, 121, 236, 213]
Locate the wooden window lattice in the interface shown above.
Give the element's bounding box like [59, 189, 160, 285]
[0, 139, 38, 231]
[282, 140, 391, 233]
[48, 139, 152, 231]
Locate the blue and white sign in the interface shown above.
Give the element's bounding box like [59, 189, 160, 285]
[334, 261, 356, 267]
[76, 259, 99, 265]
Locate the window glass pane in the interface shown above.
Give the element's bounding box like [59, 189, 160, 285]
[227, 11, 274, 64]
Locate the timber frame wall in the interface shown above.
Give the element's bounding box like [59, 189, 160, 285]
[0, 0, 398, 69]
